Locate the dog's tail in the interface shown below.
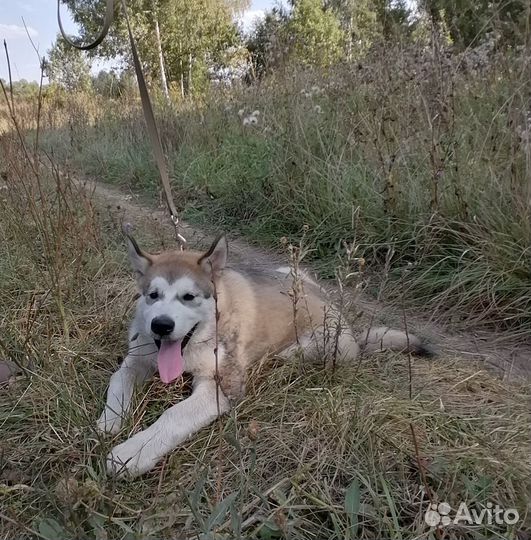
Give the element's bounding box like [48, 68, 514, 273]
[359, 326, 434, 357]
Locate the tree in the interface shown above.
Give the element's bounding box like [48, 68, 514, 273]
[288, 0, 345, 67]
[421, 0, 527, 48]
[151, 0, 169, 99]
[160, 0, 244, 96]
[92, 69, 122, 97]
[10, 80, 41, 98]
[374, 0, 416, 41]
[247, 8, 291, 77]
[326, 0, 380, 58]
[60, 0, 247, 96]
[46, 35, 93, 92]
[324, 0, 417, 58]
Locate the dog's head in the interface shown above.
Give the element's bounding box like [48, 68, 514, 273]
[125, 230, 227, 382]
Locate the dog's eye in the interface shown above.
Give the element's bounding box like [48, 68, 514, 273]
[149, 291, 159, 300]
[183, 293, 195, 301]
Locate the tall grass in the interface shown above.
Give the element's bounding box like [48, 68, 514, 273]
[40, 44, 531, 334]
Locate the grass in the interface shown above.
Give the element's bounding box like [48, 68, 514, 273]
[5, 356, 531, 540]
[38, 45, 531, 335]
[1, 103, 531, 539]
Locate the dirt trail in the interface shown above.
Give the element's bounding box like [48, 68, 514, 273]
[84, 178, 531, 381]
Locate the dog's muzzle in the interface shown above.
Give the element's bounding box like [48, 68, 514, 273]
[154, 323, 198, 351]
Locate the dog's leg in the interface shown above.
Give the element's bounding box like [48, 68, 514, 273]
[106, 376, 230, 477]
[96, 335, 157, 435]
[360, 326, 433, 356]
[280, 327, 360, 364]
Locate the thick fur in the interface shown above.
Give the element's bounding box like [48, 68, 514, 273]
[98, 234, 431, 477]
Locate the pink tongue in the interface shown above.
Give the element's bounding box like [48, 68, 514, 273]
[157, 340, 184, 384]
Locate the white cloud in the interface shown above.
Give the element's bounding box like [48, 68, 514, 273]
[0, 23, 38, 40]
[237, 9, 265, 34]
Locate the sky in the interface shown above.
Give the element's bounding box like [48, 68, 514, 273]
[0, 0, 275, 82]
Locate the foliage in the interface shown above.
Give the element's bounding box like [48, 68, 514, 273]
[90, 69, 140, 98]
[91, 70, 121, 98]
[374, 0, 417, 40]
[45, 35, 93, 92]
[421, 0, 528, 48]
[329, 0, 380, 56]
[52, 0, 529, 92]
[325, 0, 417, 58]
[60, 0, 246, 95]
[161, 0, 243, 94]
[246, 8, 291, 77]
[288, 0, 345, 67]
[0, 79, 41, 98]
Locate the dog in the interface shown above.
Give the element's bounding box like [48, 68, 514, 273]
[98, 233, 432, 477]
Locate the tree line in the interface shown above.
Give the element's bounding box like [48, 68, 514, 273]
[45, 0, 528, 95]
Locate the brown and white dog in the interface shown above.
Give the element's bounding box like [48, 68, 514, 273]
[98, 233, 431, 477]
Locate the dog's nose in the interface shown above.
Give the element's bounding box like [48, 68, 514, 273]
[151, 316, 175, 337]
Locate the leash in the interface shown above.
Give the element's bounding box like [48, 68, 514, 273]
[57, 0, 187, 248]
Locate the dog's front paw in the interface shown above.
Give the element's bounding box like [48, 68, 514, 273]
[96, 408, 123, 435]
[106, 432, 159, 478]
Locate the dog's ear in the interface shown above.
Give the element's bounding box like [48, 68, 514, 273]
[123, 224, 152, 280]
[198, 234, 228, 275]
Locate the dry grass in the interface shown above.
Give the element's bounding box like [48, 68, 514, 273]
[1, 113, 530, 540]
[39, 44, 531, 335]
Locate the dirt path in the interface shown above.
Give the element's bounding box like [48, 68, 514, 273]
[83, 177, 531, 381]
